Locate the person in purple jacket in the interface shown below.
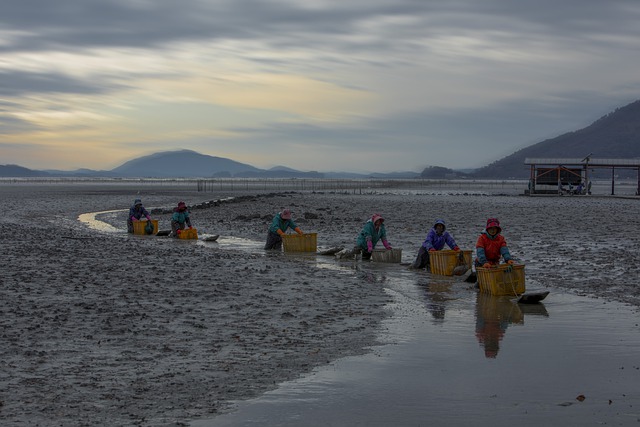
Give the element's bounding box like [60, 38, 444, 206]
[127, 198, 152, 233]
[411, 219, 459, 269]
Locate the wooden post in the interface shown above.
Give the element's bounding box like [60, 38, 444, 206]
[611, 166, 615, 195]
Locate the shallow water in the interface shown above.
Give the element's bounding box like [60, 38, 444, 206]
[80, 207, 640, 426]
[78, 210, 125, 233]
[190, 261, 640, 427]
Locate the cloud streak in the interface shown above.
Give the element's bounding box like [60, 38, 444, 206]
[1, 0, 640, 172]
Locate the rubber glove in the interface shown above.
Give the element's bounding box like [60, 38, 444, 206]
[176, 229, 182, 235]
[506, 259, 515, 265]
[428, 248, 436, 252]
[294, 227, 303, 235]
[382, 240, 391, 250]
[277, 229, 285, 236]
[367, 241, 373, 253]
[189, 226, 193, 229]
[131, 217, 138, 222]
[453, 246, 460, 251]
[482, 262, 492, 268]
[146, 215, 151, 221]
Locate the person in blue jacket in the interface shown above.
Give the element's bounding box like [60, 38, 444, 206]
[356, 213, 392, 260]
[171, 201, 193, 237]
[127, 198, 152, 233]
[412, 219, 459, 269]
[264, 209, 303, 250]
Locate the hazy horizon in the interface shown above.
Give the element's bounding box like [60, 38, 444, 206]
[2, 1, 640, 173]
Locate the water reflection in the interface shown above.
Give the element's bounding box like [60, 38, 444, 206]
[189, 267, 640, 427]
[421, 280, 456, 322]
[474, 293, 549, 358]
[475, 294, 522, 358]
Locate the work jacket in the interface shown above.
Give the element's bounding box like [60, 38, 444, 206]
[475, 232, 511, 265]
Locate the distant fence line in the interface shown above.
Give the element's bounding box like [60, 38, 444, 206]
[5, 177, 639, 195]
[194, 178, 529, 193]
[0, 177, 528, 193]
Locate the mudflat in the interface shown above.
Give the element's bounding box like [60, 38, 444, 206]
[1, 182, 638, 426]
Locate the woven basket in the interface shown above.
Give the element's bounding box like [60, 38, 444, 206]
[282, 233, 317, 252]
[178, 228, 198, 240]
[371, 248, 402, 263]
[132, 219, 158, 235]
[477, 264, 525, 296]
[429, 250, 472, 276]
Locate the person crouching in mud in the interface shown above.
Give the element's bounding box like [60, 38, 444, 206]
[171, 201, 193, 237]
[127, 198, 152, 233]
[412, 218, 459, 269]
[475, 218, 515, 268]
[264, 209, 303, 250]
[356, 214, 392, 260]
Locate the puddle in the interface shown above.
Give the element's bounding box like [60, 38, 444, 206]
[198, 235, 263, 252]
[190, 264, 640, 427]
[78, 210, 125, 233]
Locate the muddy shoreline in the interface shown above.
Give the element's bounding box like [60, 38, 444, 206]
[1, 183, 639, 426]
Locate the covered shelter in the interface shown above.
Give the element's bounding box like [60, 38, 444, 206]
[524, 156, 640, 196]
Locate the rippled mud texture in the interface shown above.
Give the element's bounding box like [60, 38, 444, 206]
[1, 183, 639, 426]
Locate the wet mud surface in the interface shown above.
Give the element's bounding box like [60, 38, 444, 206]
[1, 183, 639, 426]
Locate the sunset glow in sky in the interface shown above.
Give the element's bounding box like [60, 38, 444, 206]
[2, 1, 640, 173]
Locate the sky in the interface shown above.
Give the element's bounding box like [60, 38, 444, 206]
[2, 0, 640, 174]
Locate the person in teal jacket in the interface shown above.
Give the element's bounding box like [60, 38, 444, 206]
[171, 201, 193, 237]
[356, 213, 392, 260]
[264, 209, 303, 250]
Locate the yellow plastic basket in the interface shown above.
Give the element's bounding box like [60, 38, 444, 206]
[371, 248, 402, 263]
[132, 219, 159, 235]
[178, 228, 198, 240]
[429, 250, 472, 275]
[477, 264, 525, 296]
[282, 233, 317, 252]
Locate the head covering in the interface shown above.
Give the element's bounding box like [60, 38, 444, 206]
[485, 218, 501, 233]
[134, 199, 142, 206]
[433, 219, 446, 230]
[371, 214, 384, 225]
[281, 209, 292, 220]
[177, 201, 187, 211]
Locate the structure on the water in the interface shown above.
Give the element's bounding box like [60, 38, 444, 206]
[524, 155, 640, 195]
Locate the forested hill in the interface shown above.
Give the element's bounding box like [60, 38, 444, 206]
[471, 100, 640, 179]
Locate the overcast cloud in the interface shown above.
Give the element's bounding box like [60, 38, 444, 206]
[1, 0, 639, 172]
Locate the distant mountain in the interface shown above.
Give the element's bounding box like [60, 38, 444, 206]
[236, 170, 325, 178]
[110, 149, 262, 178]
[419, 166, 467, 179]
[369, 171, 420, 179]
[4, 99, 640, 179]
[472, 100, 640, 179]
[0, 164, 49, 177]
[43, 168, 116, 177]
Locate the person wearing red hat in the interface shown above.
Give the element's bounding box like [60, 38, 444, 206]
[264, 209, 303, 250]
[355, 213, 392, 260]
[171, 201, 193, 237]
[474, 218, 515, 268]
